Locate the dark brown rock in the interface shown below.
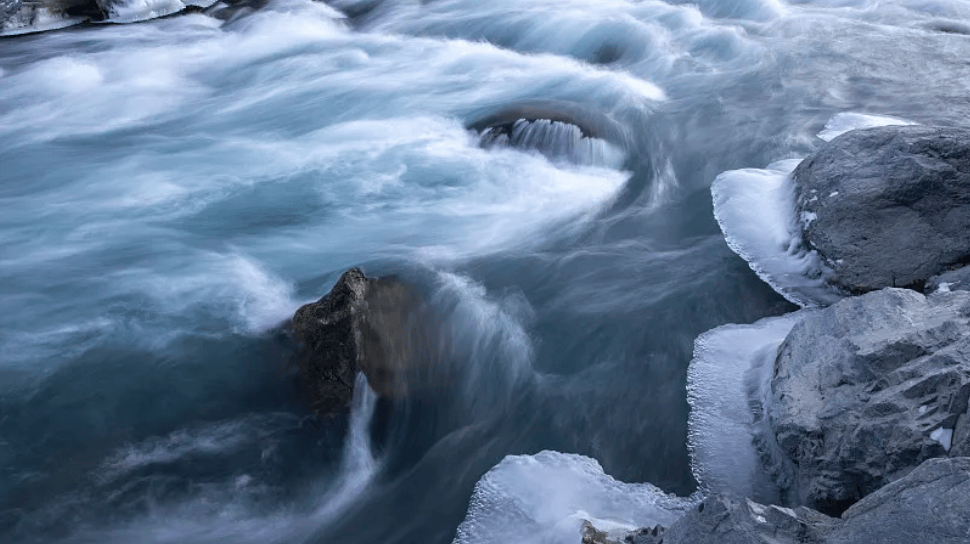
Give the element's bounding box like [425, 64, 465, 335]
[291, 268, 432, 416]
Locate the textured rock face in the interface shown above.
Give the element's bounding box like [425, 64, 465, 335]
[834, 457, 970, 544]
[630, 457, 970, 544]
[792, 125, 970, 294]
[291, 268, 428, 415]
[767, 288, 970, 514]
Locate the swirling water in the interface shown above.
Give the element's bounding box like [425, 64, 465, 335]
[2, 0, 970, 542]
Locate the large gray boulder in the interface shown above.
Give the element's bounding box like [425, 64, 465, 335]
[621, 457, 970, 544]
[767, 288, 970, 514]
[291, 268, 430, 415]
[793, 125, 970, 295]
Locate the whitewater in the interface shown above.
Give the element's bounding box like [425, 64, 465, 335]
[2, 0, 970, 542]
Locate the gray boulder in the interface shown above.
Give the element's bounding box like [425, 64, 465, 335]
[624, 457, 970, 544]
[632, 495, 835, 544]
[291, 268, 430, 415]
[767, 288, 970, 514]
[792, 125, 970, 294]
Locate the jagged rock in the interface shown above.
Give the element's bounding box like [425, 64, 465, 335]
[291, 268, 429, 415]
[792, 125, 970, 294]
[636, 457, 970, 544]
[767, 288, 970, 514]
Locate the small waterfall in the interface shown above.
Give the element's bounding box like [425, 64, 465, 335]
[311, 372, 379, 524]
[479, 118, 626, 168]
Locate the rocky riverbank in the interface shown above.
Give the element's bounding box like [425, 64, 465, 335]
[581, 123, 970, 543]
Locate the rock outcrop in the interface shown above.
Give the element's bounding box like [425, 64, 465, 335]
[792, 125, 970, 295]
[767, 287, 970, 514]
[291, 268, 430, 415]
[596, 457, 970, 544]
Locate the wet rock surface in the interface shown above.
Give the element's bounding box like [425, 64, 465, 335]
[792, 125, 970, 295]
[291, 268, 430, 416]
[767, 288, 970, 514]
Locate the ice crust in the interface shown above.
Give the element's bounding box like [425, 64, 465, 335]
[816, 112, 918, 142]
[687, 310, 818, 503]
[454, 451, 697, 544]
[712, 159, 841, 308]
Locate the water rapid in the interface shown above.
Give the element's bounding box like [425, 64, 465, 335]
[2, 0, 970, 542]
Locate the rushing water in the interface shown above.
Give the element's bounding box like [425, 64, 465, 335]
[2, 0, 970, 542]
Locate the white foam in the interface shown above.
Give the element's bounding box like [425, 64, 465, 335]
[109, 253, 298, 335]
[97, 414, 294, 483]
[817, 112, 918, 142]
[361, 0, 768, 77]
[711, 160, 841, 308]
[930, 427, 953, 451]
[454, 451, 697, 544]
[687, 310, 817, 503]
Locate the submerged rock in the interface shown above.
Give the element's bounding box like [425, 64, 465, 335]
[291, 268, 429, 415]
[466, 100, 629, 168]
[621, 456, 970, 544]
[793, 125, 970, 294]
[768, 288, 970, 514]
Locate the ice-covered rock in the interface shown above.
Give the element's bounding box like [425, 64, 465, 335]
[98, 0, 187, 23]
[712, 117, 970, 306]
[768, 288, 970, 514]
[793, 124, 970, 295]
[0, 0, 222, 35]
[0, 0, 97, 35]
[453, 451, 697, 544]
